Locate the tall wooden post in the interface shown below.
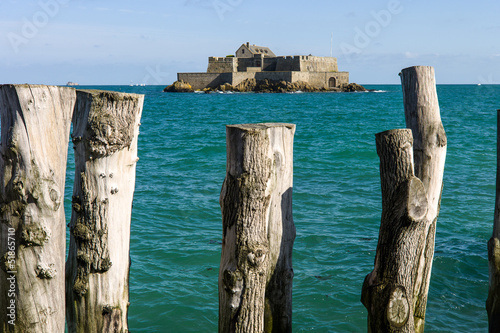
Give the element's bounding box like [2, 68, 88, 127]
[66, 90, 143, 333]
[400, 66, 447, 332]
[487, 110, 500, 332]
[361, 129, 429, 332]
[363, 67, 446, 332]
[219, 123, 295, 333]
[0, 84, 76, 332]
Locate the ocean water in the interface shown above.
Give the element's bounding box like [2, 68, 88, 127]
[64, 84, 499, 332]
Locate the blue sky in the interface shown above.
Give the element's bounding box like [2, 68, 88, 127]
[1, 0, 499, 85]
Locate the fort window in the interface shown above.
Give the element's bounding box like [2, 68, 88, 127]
[242, 49, 245, 54]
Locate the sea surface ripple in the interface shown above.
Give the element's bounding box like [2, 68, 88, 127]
[63, 84, 499, 332]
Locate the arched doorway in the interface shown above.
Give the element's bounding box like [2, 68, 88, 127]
[328, 77, 337, 88]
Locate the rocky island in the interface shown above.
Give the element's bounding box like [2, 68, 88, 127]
[164, 42, 368, 93]
[164, 79, 367, 93]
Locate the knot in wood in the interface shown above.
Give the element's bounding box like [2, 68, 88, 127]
[12, 178, 25, 198]
[488, 237, 500, 271]
[72, 223, 91, 241]
[223, 269, 243, 294]
[72, 195, 82, 213]
[386, 285, 410, 328]
[406, 177, 428, 221]
[102, 305, 114, 315]
[36, 263, 56, 279]
[49, 188, 60, 205]
[222, 269, 244, 312]
[72, 136, 83, 144]
[73, 276, 89, 297]
[247, 249, 266, 267]
[436, 127, 447, 147]
[20, 223, 50, 246]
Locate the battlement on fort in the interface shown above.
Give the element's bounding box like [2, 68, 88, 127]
[207, 52, 338, 73]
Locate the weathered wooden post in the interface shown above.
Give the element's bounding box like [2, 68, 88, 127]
[487, 110, 500, 332]
[400, 66, 447, 332]
[219, 123, 295, 333]
[0, 84, 76, 332]
[66, 90, 143, 333]
[361, 129, 429, 332]
[362, 66, 446, 332]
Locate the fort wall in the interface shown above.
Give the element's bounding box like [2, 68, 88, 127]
[180, 52, 348, 90]
[262, 57, 277, 71]
[179, 71, 349, 90]
[274, 56, 338, 72]
[237, 57, 260, 72]
[275, 56, 301, 71]
[206, 55, 340, 74]
[178, 72, 232, 90]
[299, 72, 349, 88]
[255, 71, 294, 82]
[231, 72, 294, 86]
[300, 56, 338, 72]
[207, 57, 237, 73]
[290, 71, 348, 88]
[231, 72, 257, 86]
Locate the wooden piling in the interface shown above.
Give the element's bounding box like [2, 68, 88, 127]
[219, 123, 295, 333]
[400, 66, 447, 332]
[362, 66, 446, 332]
[65, 90, 143, 333]
[487, 109, 500, 332]
[361, 129, 429, 333]
[0, 84, 76, 332]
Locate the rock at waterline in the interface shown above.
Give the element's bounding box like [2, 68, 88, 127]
[163, 80, 369, 93]
[340, 83, 368, 92]
[163, 80, 194, 92]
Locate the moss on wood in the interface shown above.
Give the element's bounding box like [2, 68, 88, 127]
[69, 172, 112, 298]
[75, 90, 142, 159]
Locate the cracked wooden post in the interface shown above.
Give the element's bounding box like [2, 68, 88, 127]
[361, 129, 428, 333]
[0, 84, 76, 332]
[66, 90, 143, 333]
[219, 123, 295, 333]
[487, 109, 500, 332]
[400, 66, 447, 332]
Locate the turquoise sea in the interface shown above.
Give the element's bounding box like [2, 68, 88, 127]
[65, 84, 499, 332]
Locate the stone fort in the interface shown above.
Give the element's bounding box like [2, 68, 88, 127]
[178, 42, 349, 90]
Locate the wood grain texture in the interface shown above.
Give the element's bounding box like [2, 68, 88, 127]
[66, 90, 143, 333]
[362, 129, 428, 333]
[0, 84, 76, 332]
[219, 123, 295, 333]
[400, 66, 447, 333]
